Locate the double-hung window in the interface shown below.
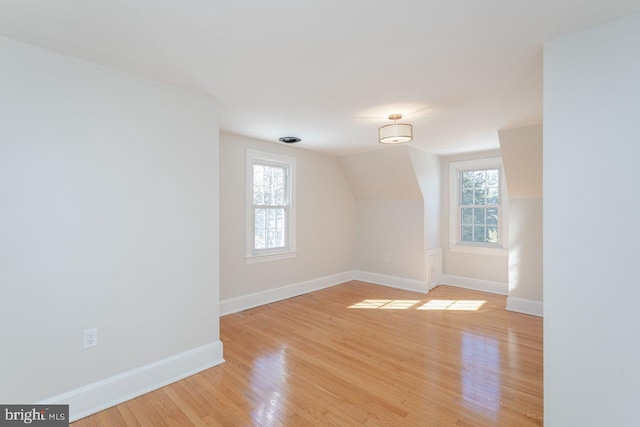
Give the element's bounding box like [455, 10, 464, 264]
[449, 158, 508, 256]
[245, 149, 296, 263]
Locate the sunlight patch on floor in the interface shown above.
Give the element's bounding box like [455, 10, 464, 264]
[348, 299, 393, 309]
[348, 299, 421, 309]
[417, 300, 486, 311]
[349, 299, 486, 311]
[379, 300, 421, 309]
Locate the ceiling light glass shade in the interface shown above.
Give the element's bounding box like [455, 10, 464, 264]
[379, 122, 413, 144]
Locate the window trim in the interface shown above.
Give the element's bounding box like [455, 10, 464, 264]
[245, 149, 297, 263]
[449, 157, 508, 257]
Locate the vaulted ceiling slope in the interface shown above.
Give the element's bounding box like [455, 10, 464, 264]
[338, 146, 423, 201]
[499, 124, 543, 198]
[1, 1, 639, 156]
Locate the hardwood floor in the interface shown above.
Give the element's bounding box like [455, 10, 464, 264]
[71, 281, 543, 426]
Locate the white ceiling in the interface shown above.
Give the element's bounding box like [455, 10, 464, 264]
[1, 1, 640, 156]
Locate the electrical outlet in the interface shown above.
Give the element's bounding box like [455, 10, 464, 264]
[384, 254, 390, 262]
[84, 328, 98, 349]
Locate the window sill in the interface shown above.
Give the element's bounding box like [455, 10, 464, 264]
[245, 251, 297, 264]
[449, 244, 508, 257]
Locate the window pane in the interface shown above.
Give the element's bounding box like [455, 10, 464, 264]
[487, 187, 499, 205]
[254, 164, 286, 208]
[462, 225, 473, 241]
[462, 208, 473, 225]
[487, 226, 498, 244]
[473, 208, 485, 225]
[263, 167, 272, 186]
[255, 208, 287, 250]
[274, 185, 284, 205]
[266, 209, 276, 229]
[254, 227, 265, 249]
[462, 171, 474, 188]
[486, 169, 499, 187]
[253, 185, 263, 205]
[474, 171, 485, 188]
[473, 226, 486, 243]
[253, 165, 264, 185]
[266, 229, 275, 248]
[275, 229, 284, 247]
[274, 168, 284, 184]
[263, 186, 272, 204]
[474, 188, 487, 205]
[462, 189, 474, 205]
[255, 208, 265, 229]
[486, 208, 498, 225]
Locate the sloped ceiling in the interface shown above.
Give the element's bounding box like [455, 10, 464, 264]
[338, 146, 422, 201]
[1, 1, 639, 155]
[499, 123, 543, 198]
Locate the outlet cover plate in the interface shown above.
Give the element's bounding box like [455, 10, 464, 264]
[84, 328, 98, 349]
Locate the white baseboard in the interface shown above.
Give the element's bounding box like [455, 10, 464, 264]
[439, 274, 508, 295]
[220, 271, 354, 316]
[354, 271, 429, 293]
[40, 341, 224, 422]
[506, 297, 543, 317]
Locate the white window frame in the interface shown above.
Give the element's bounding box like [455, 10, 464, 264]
[449, 157, 508, 257]
[245, 149, 297, 264]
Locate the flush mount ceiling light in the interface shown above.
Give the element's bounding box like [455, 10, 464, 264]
[379, 114, 413, 144]
[279, 136, 301, 143]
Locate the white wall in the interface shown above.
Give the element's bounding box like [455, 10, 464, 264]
[338, 147, 430, 286]
[408, 147, 442, 251]
[507, 198, 543, 302]
[440, 150, 508, 284]
[499, 124, 543, 315]
[0, 37, 221, 410]
[544, 13, 640, 426]
[219, 132, 355, 305]
[355, 200, 426, 281]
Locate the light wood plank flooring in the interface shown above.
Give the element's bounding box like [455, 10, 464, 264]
[72, 281, 543, 426]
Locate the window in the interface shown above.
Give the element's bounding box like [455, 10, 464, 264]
[449, 158, 508, 256]
[245, 150, 296, 263]
[460, 169, 500, 244]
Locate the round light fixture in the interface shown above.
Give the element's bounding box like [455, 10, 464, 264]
[379, 114, 413, 144]
[279, 136, 301, 143]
